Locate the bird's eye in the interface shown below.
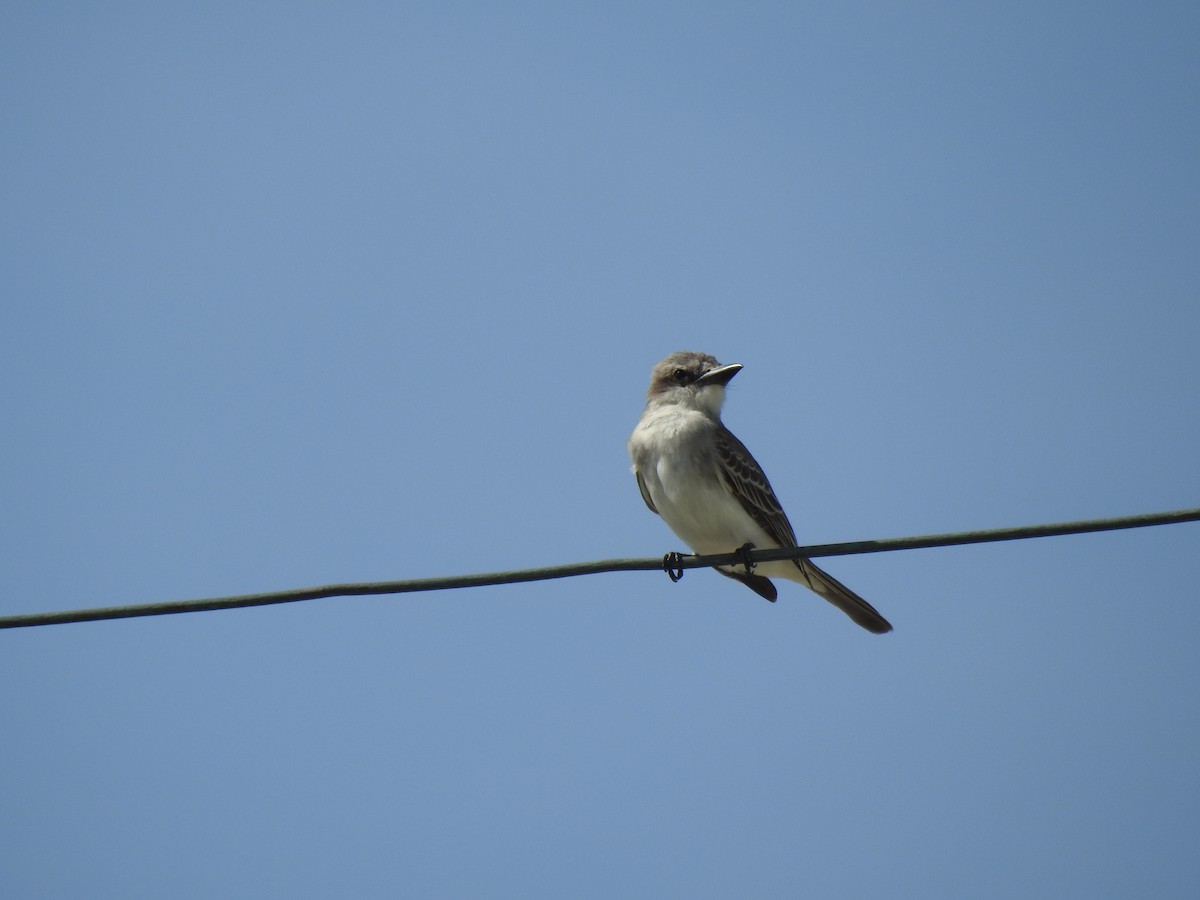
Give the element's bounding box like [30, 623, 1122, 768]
[672, 368, 690, 384]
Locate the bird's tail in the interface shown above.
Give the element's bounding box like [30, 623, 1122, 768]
[794, 558, 893, 634]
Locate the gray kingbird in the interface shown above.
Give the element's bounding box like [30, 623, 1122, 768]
[628, 350, 893, 634]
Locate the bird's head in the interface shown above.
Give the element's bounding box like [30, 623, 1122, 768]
[645, 351, 742, 417]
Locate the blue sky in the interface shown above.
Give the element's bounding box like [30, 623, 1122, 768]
[2, 3, 1198, 897]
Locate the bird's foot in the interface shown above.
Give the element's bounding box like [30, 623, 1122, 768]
[662, 551, 685, 583]
[735, 542, 757, 575]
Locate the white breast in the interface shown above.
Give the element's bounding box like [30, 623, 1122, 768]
[629, 404, 777, 556]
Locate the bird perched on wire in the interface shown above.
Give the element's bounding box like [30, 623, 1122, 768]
[628, 351, 892, 634]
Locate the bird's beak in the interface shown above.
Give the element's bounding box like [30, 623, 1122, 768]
[695, 363, 742, 387]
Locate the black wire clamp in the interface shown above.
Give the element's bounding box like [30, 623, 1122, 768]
[662, 552, 685, 583]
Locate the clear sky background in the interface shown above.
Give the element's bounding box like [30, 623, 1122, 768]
[3, 3, 1198, 898]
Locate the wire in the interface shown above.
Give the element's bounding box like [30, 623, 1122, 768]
[2, 507, 1197, 630]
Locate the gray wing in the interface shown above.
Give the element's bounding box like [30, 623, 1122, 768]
[713, 426, 797, 548]
[715, 426, 893, 634]
[635, 470, 659, 515]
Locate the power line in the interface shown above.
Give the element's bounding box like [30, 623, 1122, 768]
[2, 507, 1197, 630]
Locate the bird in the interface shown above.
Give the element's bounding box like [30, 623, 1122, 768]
[627, 351, 892, 634]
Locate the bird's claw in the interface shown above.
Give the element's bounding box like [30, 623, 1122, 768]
[735, 542, 757, 575]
